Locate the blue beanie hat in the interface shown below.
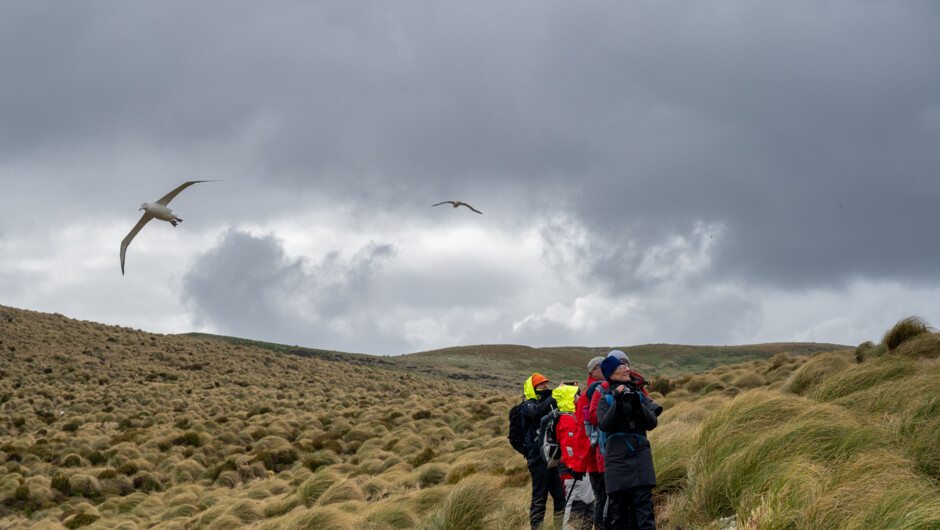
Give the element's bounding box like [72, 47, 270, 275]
[600, 356, 624, 381]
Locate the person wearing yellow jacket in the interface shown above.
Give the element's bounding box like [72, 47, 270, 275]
[522, 373, 566, 529]
[553, 383, 595, 529]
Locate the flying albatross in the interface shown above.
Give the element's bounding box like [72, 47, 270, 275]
[120, 180, 219, 275]
[431, 201, 482, 214]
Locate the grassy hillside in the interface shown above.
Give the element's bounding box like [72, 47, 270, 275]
[183, 333, 524, 392]
[1, 305, 937, 529]
[400, 341, 850, 385]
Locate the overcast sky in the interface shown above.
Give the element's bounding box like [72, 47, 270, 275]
[2, 1, 939, 355]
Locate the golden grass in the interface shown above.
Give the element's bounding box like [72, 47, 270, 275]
[418, 475, 501, 530]
[882, 316, 934, 351]
[0, 305, 935, 529]
[785, 351, 854, 395]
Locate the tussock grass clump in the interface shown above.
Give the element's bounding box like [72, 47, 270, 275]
[444, 461, 478, 484]
[820, 356, 940, 477]
[409, 446, 436, 467]
[61, 502, 100, 529]
[673, 387, 940, 529]
[361, 503, 419, 529]
[731, 371, 766, 389]
[416, 463, 448, 488]
[257, 505, 355, 530]
[785, 352, 853, 395]
[115, 491, 147, 514]
[682, 374, 720, 394]
[67, 473, 100, 498]
[649, 418, 698, 494]
[418, 475, 500, 530]
[303, 449, 340, 472]
[172, 430, 203, 447]
[854, 340, 876, 362]
[895, 331, 940, 359]
[214, 470, 241, 488]
[317, 478, 364, 505]
[405, 485, 454, 516]
[51, 473, 70, 495]
[165, 489, 200, 507]
[808, 354, 918, 402]
[225, 498, 264, 523]
[297, 469, 340, 507]
[204, 514, 245, 530]
[361, 476, 392, 501]
[882, 316, 933, 351]
[158, 502, 200, 521]
[261, 493, 301, 518]
[647, 375, 673, 396]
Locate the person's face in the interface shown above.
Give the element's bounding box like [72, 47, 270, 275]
[535, 381, 549, 391]
[609, 363, 631, 382]
[589, 365, 603, 381]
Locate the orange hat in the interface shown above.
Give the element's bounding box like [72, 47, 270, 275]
[530, 373, 550, 388]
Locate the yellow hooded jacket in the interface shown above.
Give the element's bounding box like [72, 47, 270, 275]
[551, 385, 580, 467]
[523, 374, 542, 401]
[551, 385, 579, 413]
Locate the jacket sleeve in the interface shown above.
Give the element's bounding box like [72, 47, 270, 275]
[557, 415, 579, 468]
[522, 396, 556, 422]
[596, 391, 615, 431]
[640, 397, 658, 431]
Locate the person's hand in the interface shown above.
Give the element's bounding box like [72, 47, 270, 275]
[615, 384, 626, 394]
[571, 470, 585, 480]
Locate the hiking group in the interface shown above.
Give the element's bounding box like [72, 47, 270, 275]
[508, 350, 662, 530]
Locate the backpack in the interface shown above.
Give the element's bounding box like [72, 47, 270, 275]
[584, 381, 605, 447]
[507, 399, 528, 456]
[584, 380, 604, 401]
[538, 407, 574, 467]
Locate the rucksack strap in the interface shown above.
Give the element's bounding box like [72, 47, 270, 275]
[586, 381, 604, 400]
[605, 432, 647, 451]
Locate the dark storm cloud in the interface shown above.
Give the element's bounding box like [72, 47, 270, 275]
[180, 228, 403, 353]
[2, 1, 940, 352]
[536, 2, 940, 290]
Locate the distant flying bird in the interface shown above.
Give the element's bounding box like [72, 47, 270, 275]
[431, 201, 483, 214]
[120, 180, 219, 275]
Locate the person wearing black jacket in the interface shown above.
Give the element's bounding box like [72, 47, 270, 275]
[522, 372, 566, 529]
[596, 357, 658, 530]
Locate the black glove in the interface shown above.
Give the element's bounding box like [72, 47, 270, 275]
[628, 391, 641, 406]
[571, 470, 585, 480]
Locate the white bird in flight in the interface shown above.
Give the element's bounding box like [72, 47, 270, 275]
[431, 201, 483, 214]
[120, 180, 219, 275]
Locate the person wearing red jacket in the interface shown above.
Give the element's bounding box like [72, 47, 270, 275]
[553, 383, 594, 529]
[587, 351, 652, 527]
[579, 356, 608, 528]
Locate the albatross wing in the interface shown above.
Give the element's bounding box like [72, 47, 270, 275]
[155, 180, 219, 206]
[120, 213, 154, 276]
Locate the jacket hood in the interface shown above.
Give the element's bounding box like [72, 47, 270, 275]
[524, 374, 537, 400]
[552, 385, 579, 413]
[524, 373, 553, 400]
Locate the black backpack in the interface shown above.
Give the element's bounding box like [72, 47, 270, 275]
[507, 399, 528, 456]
